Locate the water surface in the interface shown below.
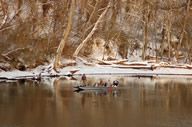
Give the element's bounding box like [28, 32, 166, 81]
[0, 76, 192, 127]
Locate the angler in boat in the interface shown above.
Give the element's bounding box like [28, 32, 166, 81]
[74, 75, 120, 91]
[112, 80, 119, 87]
[81, 74, 87, 86]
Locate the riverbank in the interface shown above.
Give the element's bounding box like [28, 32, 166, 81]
[0, 61, 192, 81]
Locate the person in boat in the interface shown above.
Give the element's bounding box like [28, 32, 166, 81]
[99, 79, 109, 87]
[81, 74, 87, 86]
[107, 79, 112, 87]
[94, 82, 99, 87]
[104, 82, 107, 87]
[99, 79, 104, 86]
[93, 79, 106, 87]
[112, 80, 119, 87]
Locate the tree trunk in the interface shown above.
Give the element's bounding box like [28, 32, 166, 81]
[189, 38, 192, 64]
[73, 0, 112, 57]
[53, 0, 74, 70]
[167, 11, 172, 60]
[142, 2, 149, 60]
[160, 24, 166, 57]
[176, 0, 190, 59]
[186, 35, 191, 63]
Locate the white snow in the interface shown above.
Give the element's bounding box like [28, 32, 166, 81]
[0, 63, 192, 80]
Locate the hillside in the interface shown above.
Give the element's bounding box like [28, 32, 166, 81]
[0, 0, 192, 71]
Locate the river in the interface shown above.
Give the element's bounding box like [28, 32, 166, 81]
[0, 76, 192, 127]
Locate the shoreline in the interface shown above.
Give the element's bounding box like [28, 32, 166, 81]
[0, 64, 192, 81]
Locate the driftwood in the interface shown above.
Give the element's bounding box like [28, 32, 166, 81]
[117, 62, 148, 66]
[157, 64, 192, 69]
[96, 59, 128, 65]
[186, 65, 192, 69]
[96, 59, 112, 65]
[112, 65, 154, 70]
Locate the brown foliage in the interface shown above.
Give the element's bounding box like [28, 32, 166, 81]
[0, 0, 192, 70]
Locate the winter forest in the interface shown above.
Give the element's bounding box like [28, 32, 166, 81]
[0, 0, 192, 72]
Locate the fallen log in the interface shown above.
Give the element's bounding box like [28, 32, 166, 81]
[111, 65, 154, 70]
[186, 65, 192, 69]
[156, 64, 191, 69]
[96, 59, 128, 65]
[117, 62, 148, 66]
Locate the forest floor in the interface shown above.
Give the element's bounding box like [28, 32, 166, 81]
[0, 60, 192, 81]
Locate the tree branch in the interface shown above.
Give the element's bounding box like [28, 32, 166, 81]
[73, 0, 112, 57]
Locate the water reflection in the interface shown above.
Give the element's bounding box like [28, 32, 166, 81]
[0, 77, 192, 127]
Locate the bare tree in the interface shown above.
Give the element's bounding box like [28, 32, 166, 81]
[167, 10, 172, 60]
[142, 0, 150, 60]
[73, 0, 112, 57]
[53, 0, 75, 70]
[1, 0, 192, 69]
[176, 0, 191, 60]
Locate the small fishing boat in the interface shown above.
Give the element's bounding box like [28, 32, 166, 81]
[74, 85, 120, 91]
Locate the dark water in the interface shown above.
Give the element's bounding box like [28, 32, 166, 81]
[0, 76, 192, 127]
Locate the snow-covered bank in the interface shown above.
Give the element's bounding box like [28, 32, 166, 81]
[61, 65, 192, 78]
[0, 64, 192, 81]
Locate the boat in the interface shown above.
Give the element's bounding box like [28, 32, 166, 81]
[73, 85, 120, 92]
